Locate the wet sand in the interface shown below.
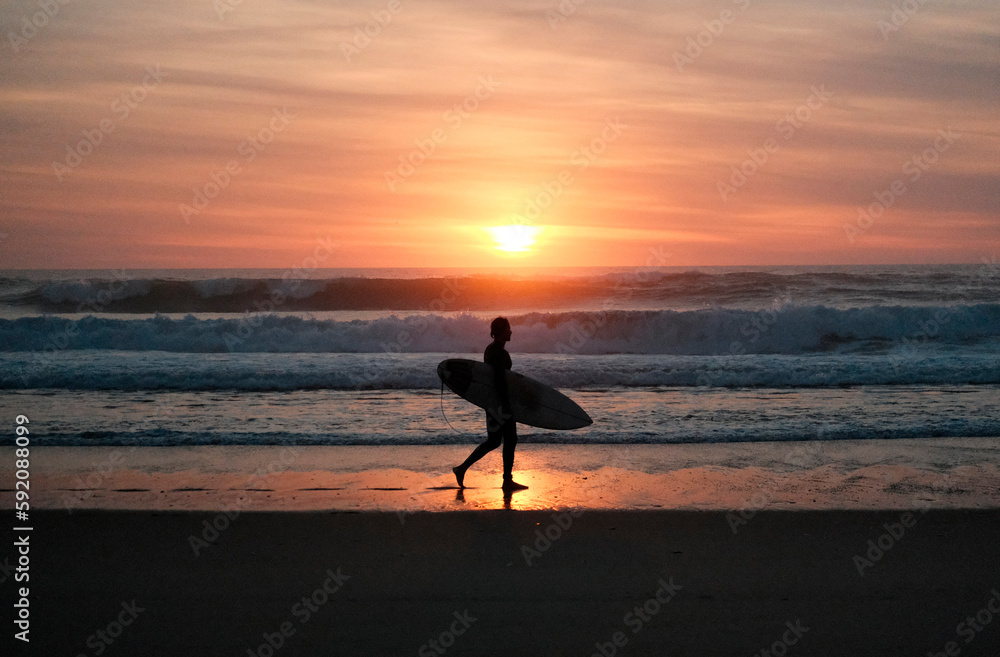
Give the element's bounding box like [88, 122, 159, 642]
[12, 439, 1000, 512]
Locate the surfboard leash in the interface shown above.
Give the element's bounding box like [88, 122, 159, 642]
[440, 381, 470, 437]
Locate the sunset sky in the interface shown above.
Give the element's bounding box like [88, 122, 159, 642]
[1, 0, 997, 268]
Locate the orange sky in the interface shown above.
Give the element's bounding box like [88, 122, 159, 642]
[1, 0, 997, 268]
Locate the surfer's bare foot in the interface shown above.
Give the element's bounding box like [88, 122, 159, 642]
[502, 478, 528, 491]
[453, 466, 466, 489]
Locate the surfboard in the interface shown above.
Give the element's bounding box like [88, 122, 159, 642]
[437, 358, 593, 430]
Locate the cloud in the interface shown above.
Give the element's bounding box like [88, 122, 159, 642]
[0, 0, 997, 266]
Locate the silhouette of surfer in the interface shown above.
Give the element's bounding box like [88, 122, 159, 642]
[453, 317, 529, 492]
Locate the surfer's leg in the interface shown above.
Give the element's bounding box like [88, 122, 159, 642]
[454, 430, 502, 487]
[501, 423, 528, 490]
[501, 423, 517, 479]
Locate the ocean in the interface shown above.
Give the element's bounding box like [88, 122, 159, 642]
[2, 264, 999, 447]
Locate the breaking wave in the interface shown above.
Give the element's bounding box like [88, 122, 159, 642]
[2, 265, 997, 313]
[1, 304, 997, 356]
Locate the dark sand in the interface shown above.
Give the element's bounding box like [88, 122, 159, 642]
[13, 509, 1000, 655]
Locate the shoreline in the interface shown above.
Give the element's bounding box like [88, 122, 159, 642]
[4, 437, 999, 512]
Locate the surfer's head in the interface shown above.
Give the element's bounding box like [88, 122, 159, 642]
[490, 316, 511, 340]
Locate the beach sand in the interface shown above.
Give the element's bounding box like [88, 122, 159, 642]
[13, 509, 1000, 655]
[5, 440, 1000, 655]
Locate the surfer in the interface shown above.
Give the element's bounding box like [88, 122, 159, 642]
[453, 317, 529, 492]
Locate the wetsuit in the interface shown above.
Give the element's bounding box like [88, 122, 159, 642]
[483, 341, 517, 479]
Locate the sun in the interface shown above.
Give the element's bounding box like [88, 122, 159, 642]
[487, 224, 542, 252]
